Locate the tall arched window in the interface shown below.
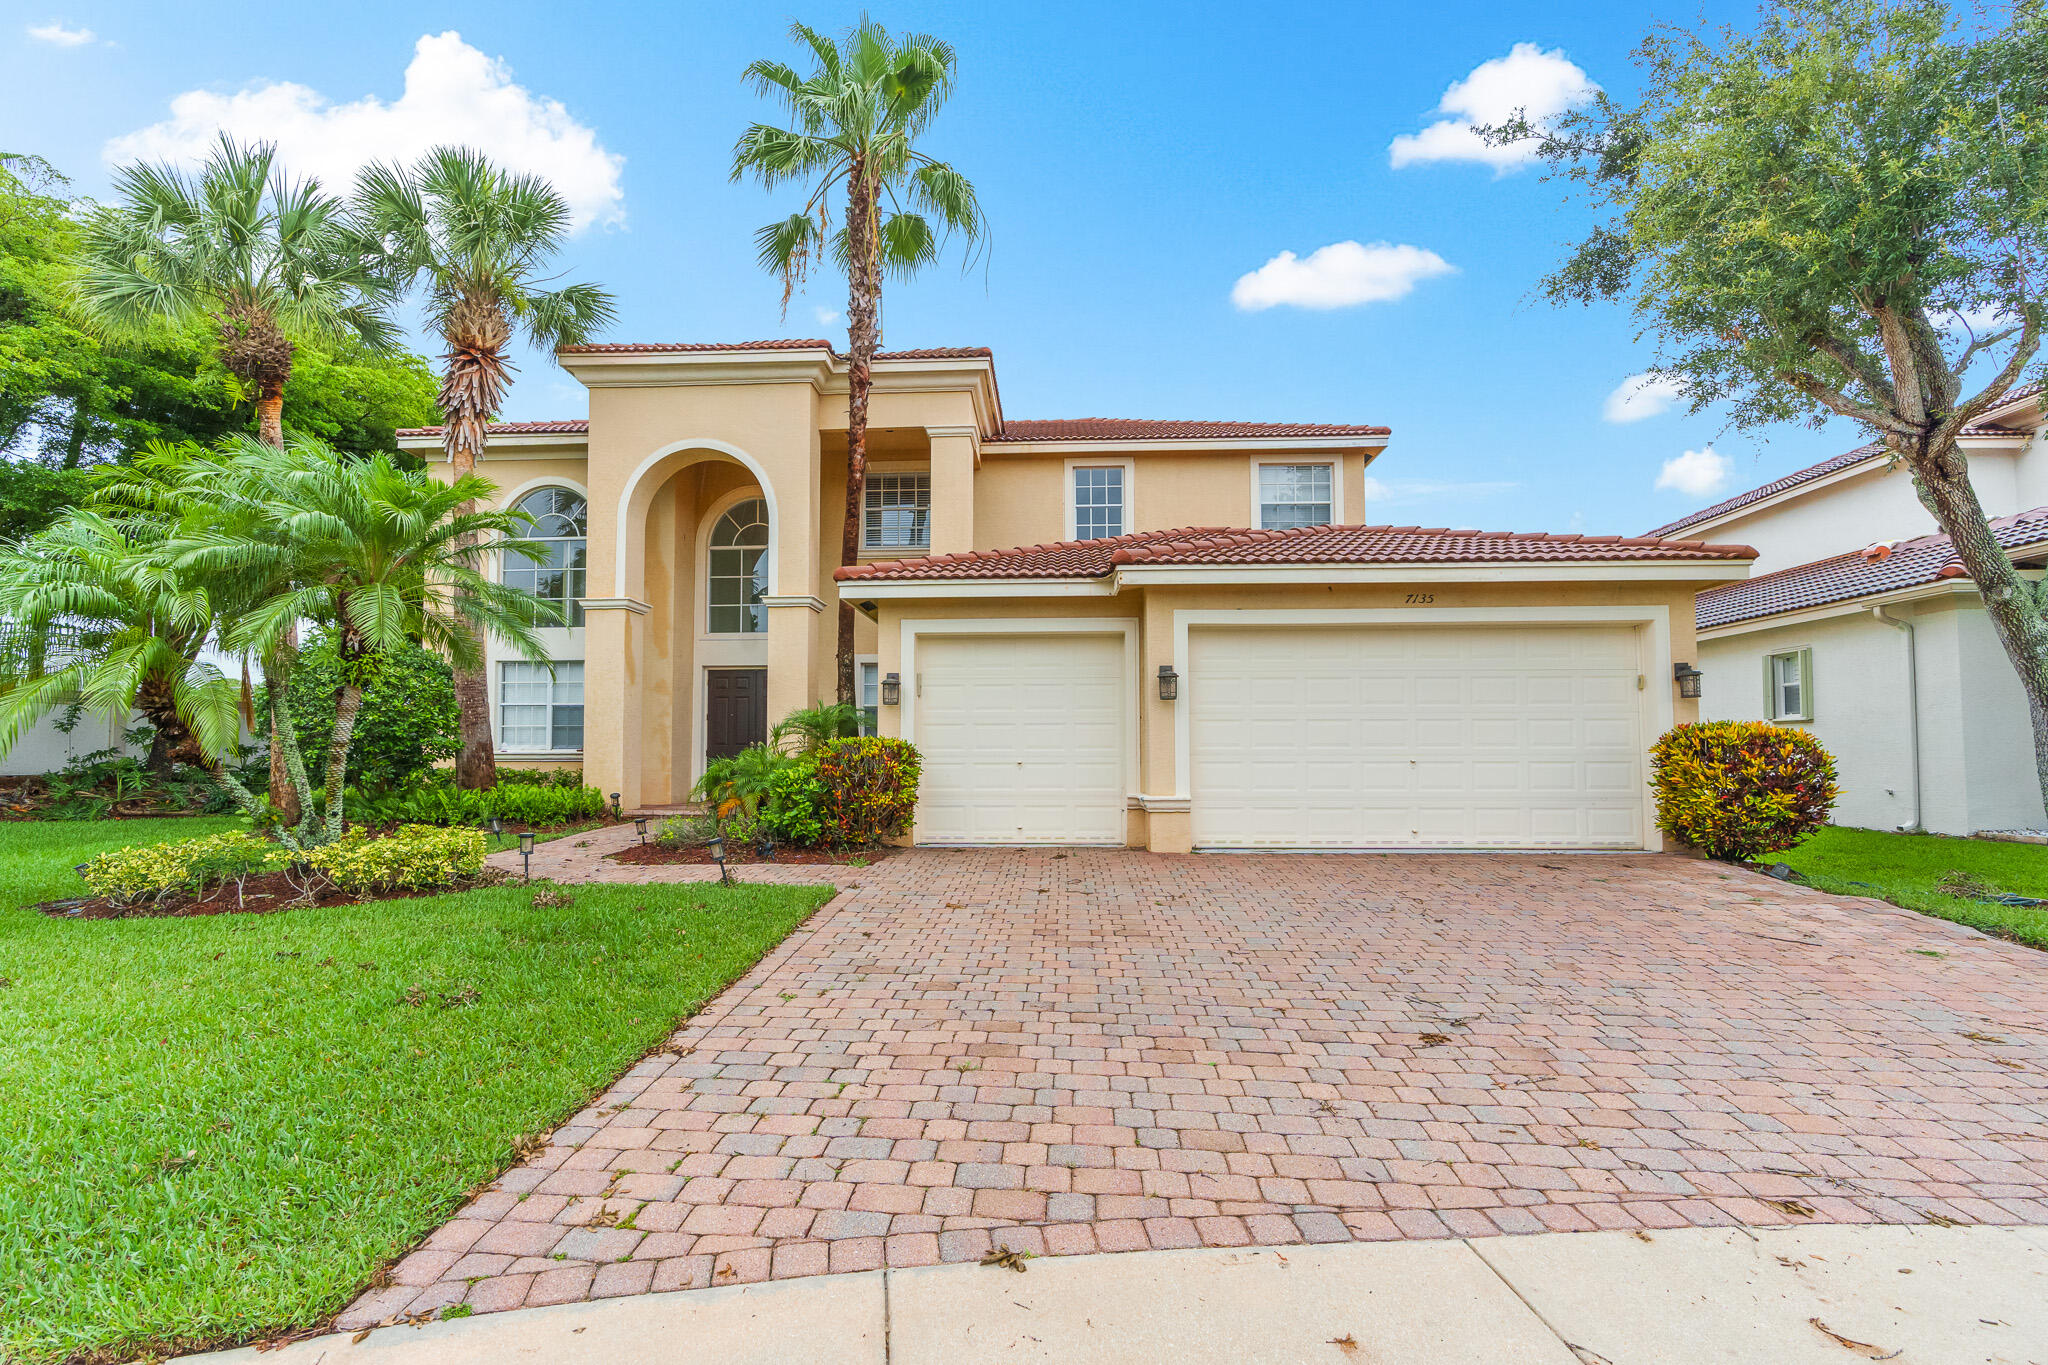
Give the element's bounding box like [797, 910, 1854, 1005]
[506, 487, 588, 626]
[708, 498, 768, 634]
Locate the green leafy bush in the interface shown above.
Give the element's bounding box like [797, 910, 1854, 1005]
[694, 743, 793, 831]
[815, 737, 919, 846]
[1649, 721, 1838, 861]
[654, 813, 718, 849]
[79, 831, 288, 906]
[303, 824, 486, 893]
[494, 767, 584, 788]
[348, 778, 606, 828]
[263, 634, 459, 791]
[758, 755, 826, 845]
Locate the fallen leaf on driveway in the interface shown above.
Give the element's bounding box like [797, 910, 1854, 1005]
[1808, 1318, 1900, 1359]
[1762, 1198, 1817, 1217]
[1328, 1335, 1359, 1355]
[980, 1245, 1030, 1272]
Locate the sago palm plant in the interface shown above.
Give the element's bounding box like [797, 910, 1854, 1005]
[353, 146, 615, 792]
[732, 18, 985, 702]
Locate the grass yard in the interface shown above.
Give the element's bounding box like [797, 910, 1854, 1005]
[1777, 825, 2048, 948]
[0, 817, 835, 1364]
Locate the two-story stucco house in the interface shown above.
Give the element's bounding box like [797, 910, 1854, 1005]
[398, 339, 1753, 853]
[1647, 385, 2048, 837]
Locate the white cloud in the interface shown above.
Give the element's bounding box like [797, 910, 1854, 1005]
[1655, 446, 1731, 498]
[1232, 241, 1455, 311]
[1389, 43, 1598, 173]
[1603, 372, 1686, 423]
[26, 21, 96, 46]
[103, 31, 624, 231]
[812, 305, 841, 328]
[1944, 305, 2014, 335]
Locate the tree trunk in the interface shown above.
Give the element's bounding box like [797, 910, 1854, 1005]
[1906, 437, 2048, 810]
[441, 324, 510, 791]
[256, 373, 302, 826]
[323, 676, 366, 842]
[838, 163, 881, 706]
[254, 380, 286, 448]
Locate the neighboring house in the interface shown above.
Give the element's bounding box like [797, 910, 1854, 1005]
[1647, 386, 2048, 836]
[399, 339, 1751, 852]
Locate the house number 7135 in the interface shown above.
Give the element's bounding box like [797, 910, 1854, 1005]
[1404, 593, 1436, 604]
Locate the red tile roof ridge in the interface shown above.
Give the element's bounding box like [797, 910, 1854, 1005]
[556, 339, 994, 360]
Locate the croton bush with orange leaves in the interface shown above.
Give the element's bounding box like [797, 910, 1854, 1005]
[1649, 720, 1839, 862]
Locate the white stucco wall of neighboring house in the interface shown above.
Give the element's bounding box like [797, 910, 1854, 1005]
[0, 709, 138, 777]
[2014, 428, 2048, 511]
[1703, 461, 1938, 575]
[1699, 595, 2045, 836]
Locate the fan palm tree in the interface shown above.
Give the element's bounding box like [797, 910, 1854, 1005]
[353, 147, 615, 791]
[73, 134, 399, 823]
[732, 18, 985, 702]
[180, 434, 557, 840]
[0, 506, 246, 796]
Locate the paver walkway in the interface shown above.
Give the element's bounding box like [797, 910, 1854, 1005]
[344, 832, 2048, 1328]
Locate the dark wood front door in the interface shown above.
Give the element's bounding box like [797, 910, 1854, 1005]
[705, 668, 768, 762]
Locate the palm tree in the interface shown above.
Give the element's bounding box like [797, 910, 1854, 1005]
[73, 134, 399, 822]
[353, 147, 614, 792]
[732, 18, 985, 702]
[182, 434, 556, 840]
[0, 506, 246, 798]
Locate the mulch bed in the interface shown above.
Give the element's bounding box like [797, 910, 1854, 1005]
[606, 841, 896, 868]
[31, 868, 512, 920]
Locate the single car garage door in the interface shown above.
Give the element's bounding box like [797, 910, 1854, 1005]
[1189, 624, 1645, 849]
[915, 633, 1126, 844]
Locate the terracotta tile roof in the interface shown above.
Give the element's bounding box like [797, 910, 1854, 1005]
[1695, 505, 2048, 630]
[1646, 412, 2038, 538]
[836, 523, 1756, 582]
[554, 339, 993, 360]
[988, 418, 1390, 441]
[396, 419, 589, 437]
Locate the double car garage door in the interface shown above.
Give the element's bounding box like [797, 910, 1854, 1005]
[914, 624, 1646, 849]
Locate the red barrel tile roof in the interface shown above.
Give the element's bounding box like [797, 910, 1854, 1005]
[1696, 505, 2048, 630]
[836, 523, 1756, 582]
[989, 418, 1389, 441]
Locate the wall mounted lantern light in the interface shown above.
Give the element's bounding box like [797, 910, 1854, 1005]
[881, 672, 901, 706]
[1673, 662, 1704, 699]
[1157, 664, 1179, 701]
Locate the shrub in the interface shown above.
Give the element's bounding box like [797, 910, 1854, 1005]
[494, 767, 583, 789]
[262, 633, 459, 791]
[693, 743, 793, 827]
[304, 824, 486, 893]
[655, 813, 718, 849]
[1649, 721, 1838, 861]
[79, 831, 289, 906]
[349, 779, 607, 828]
[770, 701, 863, 755]
[758, 754, 826, 846]
[815, 737, 919, 846]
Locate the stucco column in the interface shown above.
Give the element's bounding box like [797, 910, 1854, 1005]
[1139, 589, 1193, 853]
[580, 597, 648, 810]
[927, 426, 979, 556]
[761, 596, 825, 723]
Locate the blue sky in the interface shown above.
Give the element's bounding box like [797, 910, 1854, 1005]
[5, 0, 1865, 537]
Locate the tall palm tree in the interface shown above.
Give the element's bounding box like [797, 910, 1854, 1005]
[72, 134, 399, 822]
[182, 434, 556, 840]
[354, 147, 615, 791]
[732, 18, 985, 702]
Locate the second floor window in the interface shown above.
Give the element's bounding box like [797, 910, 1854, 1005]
[506, 487, 587, 626]
[864, 473, 931, 552]
[1258, 463, 1334, 530]
[1073, 465, 1125, 539]
[709, 498, 769, 634]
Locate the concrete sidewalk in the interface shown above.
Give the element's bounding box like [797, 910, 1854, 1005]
[187, 1224, 2048, 1364]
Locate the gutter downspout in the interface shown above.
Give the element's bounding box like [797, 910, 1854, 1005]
[1871, 605, 1923, 832]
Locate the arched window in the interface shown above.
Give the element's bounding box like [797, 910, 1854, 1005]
[708, 498, 768, 634]
[506, 487, 588, 626]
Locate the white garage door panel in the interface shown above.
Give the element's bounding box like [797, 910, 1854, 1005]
[916, 634, 1125, 844]
[1190, 625, 1645, 849]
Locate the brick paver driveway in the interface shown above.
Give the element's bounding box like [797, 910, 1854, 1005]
[347, 844, 2048, 1327]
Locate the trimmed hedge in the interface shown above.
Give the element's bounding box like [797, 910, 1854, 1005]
[1649, 720, 1839, 861]
[349, 780, 607, 828]
[79, 831, 288, 907]
[304, 824, 487, 893]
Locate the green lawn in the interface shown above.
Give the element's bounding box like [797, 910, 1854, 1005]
[1777, 825, 2048, 948]
[0, 817, 834, 1364]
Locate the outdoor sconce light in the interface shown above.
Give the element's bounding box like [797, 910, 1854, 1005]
[609, 791, 622, 817]
[1157, 664, 1179, 701]
[881, 672, 901, 706]
[634, 816, 649, 845]
[517, 829, 536, 881]
[1674, 662, 1704, 699]
[706, 831, 733, 886]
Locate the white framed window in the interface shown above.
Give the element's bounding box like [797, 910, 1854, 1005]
[499, 661, 584, 752]
[1255, 462, 1336, 530]
[505, 487, 587, 626]
[863, 473, 931, 551]
[1068, 462, 1130, 540]
[1765, 648, 1813, 722]
[708, 498, 769, 634]
[857, 657, 879, 735]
